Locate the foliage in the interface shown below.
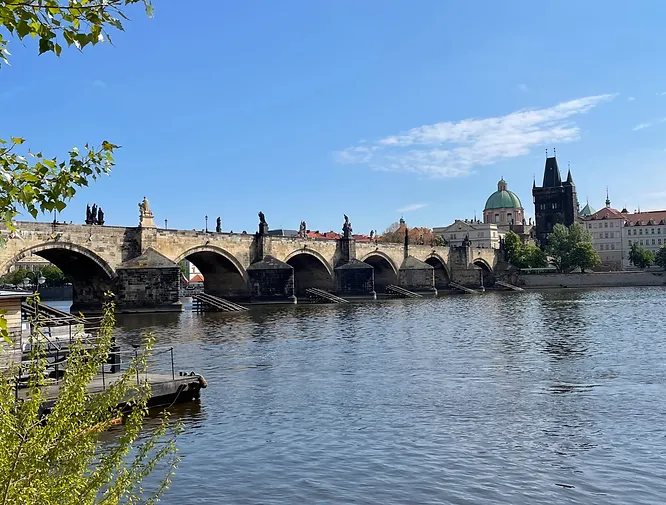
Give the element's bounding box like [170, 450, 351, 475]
[380, 222, 436, 245]
[628, 242, 654, 269]
[504, 231, 548, 268]
[178, 261, 189, 279]
[0, 297, 179, 505]
[0, 268, 29, 287]
[0, 1, 153, 66]
[0, 0, 153, 231]
[655, 245, 666, 269]
[0, 3, 178, 503]
[39, 264, 68, 286]
[570, 242, 600, 273]
[433, 234, 446, 247]
[0, 265, 67, 287]
[546, 223, 599, 273]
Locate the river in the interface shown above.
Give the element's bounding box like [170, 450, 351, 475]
[54, 287, 666, 504]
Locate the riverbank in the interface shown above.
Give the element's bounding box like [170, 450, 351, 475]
[511, 270, 666, 289]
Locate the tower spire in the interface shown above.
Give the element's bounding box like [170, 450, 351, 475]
[606, 186, 611, 208]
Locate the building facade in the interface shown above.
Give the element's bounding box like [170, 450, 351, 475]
[532, 154, 579, 249]
[433, 220, 503, 249]
[483, 178, 525, 228]
[623, 210, 666, 268]
[582, 194, 625, 268]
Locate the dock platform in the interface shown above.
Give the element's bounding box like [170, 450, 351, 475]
[19, 372, 207, 416]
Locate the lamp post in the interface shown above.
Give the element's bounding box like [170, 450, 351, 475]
[205, 215, 208, 233]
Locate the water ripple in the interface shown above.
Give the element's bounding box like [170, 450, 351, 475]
[107, 287, 666, 505]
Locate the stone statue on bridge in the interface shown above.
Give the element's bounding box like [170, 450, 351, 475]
[216, 216, 222, 233]
[299, 220, 307, 238]
[91, 204, 98, 225]
[85, 204, 92, 225]
[138, 196, 156, 228]
[97, 207, 105, 226]
[342, 214, 353, 238]
[258, 211, 268, 235]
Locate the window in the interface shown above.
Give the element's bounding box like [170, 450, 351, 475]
[659, 239, 663, 245]
[652, 239, 656, 245]
[652, 228, 656, 234]
[628, 239, 632, 245]
[610, 232, 614, 238]
[495, 214, 499, 223]
[605, 232, 609, 239]
[639, 229, 643, 235]
[659, 229, 662, 234]
[634, 229, 637, 235]
[611, 243, 615, 250]
[604, 222, 608, 228]
[640, 240, 644, 245]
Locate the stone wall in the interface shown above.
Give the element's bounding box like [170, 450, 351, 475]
[115, 266, 182, 312]
[513, 271, 666, 289]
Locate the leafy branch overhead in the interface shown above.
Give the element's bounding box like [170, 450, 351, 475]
[0, 139, 118, 229]
[0, 0, 153, 63]
[0, 1, 149, 227]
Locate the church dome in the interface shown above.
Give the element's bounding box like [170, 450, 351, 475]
[484, 179, 522, 210]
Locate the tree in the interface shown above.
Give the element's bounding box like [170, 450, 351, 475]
[525, 243, 548, 268]
[504, 231, 525, 267]
[570, 242, 600, 273]
[0, 2, 178, 503]
[0, 298, 179, 505]
[504, 231, 548, 268]
[433, 234, 447, 247]
[628, 242, 654, 269]
[546, 223, 598, 273]
[39, 265, 68, 287]
[0, 268, 29, 287]
[0, 0, 153, 234]
[655, 245, 666, 269]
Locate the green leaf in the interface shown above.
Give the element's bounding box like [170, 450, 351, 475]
[9, 136, 24, 145]
[38, 37, 54, 55]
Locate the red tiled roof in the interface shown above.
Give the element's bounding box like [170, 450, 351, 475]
[306, 231, 341, 240]
[587, 207, 625, 220]
[624, 210, 666, 226]
[189, 274, 204, 283]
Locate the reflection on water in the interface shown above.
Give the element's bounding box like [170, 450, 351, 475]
[49, 288, 666, 504]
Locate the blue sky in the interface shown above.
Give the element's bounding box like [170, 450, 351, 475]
[3, 1, 666, 234]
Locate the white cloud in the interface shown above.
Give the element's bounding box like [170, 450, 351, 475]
[632, 117, 666, 131]
[396, 203, 428, 213]
[92, 79, 107, 88]
[335, 94, 616, 178]
[628, 96, 635, 101]
[518, 83, 529, 92]
[658, 92, 666, 96]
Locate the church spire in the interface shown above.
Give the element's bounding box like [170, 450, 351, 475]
[605, 186, 611, 208]
[542, 150, 562, 187]
[565, 162, 574, 184]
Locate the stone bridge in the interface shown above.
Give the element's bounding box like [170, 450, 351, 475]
[0, 222, 501, 312]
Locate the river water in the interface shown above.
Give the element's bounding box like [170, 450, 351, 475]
[56, 287, 666, 504]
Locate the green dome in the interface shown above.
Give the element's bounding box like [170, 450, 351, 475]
[484, 179, 522, 210]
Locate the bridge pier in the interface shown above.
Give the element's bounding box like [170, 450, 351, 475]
[333, 238, 376, 300]
[247, 255, 296, 304]
[114, 248, 183, 313]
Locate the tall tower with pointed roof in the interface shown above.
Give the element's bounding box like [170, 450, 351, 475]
[532, 152, 579, 249]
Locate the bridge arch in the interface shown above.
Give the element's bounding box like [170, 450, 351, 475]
[360, 252, 398, 292]
[472, 257, 494, 287]
[2, 242, 117, 312]
[2, 242, 116, 279]
[424, 253, 451, 289]
[175, 245, 250, 300]
[284, 249, 333, 296]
